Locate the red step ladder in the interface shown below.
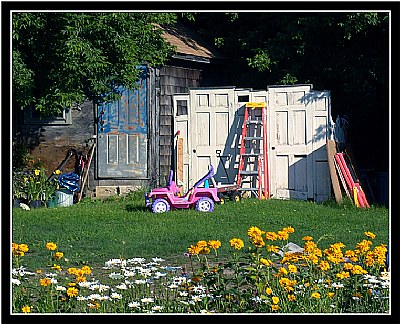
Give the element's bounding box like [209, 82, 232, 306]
[236, 102, 269, 199]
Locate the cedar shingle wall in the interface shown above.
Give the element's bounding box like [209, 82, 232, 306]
[158, 65, 201, 179]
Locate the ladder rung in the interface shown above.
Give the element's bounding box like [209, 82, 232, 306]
[241, 153, 261, 156]
[239, 170, 259, 175]
[244, 137, 263, 140]
[246, 120, 263, 125]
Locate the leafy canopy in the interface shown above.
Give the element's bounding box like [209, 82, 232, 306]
[13, 12, 178, 114]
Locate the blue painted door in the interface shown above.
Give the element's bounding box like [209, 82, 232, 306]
[97, 66, 148, 178]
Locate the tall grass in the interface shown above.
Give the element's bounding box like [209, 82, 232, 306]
[12, 193, 389, 270]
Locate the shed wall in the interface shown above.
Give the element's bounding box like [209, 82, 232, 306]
[158, 65, 201, 181]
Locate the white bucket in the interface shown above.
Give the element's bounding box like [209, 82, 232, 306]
[55, 189, 74, 207]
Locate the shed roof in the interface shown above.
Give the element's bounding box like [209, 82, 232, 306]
[160, 23, 225, 62]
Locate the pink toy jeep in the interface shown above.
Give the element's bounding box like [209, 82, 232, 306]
[145, 165, 220, 213]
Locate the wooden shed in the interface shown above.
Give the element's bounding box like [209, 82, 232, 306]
[13, 23, 228, 199]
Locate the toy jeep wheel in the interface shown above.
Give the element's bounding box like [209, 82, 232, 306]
[152, 198, 171, 213]
[195, 197, 215, 212]
[217, 192, 225, 205]
[230, 191, 241, 202]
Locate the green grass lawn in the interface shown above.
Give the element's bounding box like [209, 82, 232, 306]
[12, 193, 390, 271]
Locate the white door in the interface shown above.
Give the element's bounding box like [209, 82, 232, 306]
[309, 90, 332, 202]
[188, 88, 252, 188]
[173, 94, 190, 191]
[267, 85, 331, 201]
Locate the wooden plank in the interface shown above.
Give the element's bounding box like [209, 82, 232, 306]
[177, 137, 184, 184]
[326, 139, 343, 204]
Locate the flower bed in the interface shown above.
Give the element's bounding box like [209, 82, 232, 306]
[11, 226, 389, 314]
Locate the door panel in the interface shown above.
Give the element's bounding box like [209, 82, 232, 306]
[268, 85, 313, 199]
[268, 86, 331, 201]
[173, 95, 190, 191]
[190, 88, 238, 186]
[97, 66, 148, 178]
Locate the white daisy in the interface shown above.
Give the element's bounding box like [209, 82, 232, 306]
[128, 301, 141, 309]
[151, 305, 164, 312]
[141, 297, 154, 303]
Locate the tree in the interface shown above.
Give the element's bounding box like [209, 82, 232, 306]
[180, 12, 390, 171]
[12, 12, 178, 115]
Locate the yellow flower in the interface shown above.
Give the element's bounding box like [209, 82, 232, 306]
[12, 243, 19, 252]
[187, 244, 201, 255]
[196, 240, 208, 248]
[51, 264, 62, 271]
[266, 287, 273, 295]
[327, 292, 335, 298]
[302, 236, 313, 241]
[208, 240, 221, 249]
[288, 294, 296, 301]
[34, 169, 40, 176]
[247, 226, 265, 238]
[81, 265, 92, 275]
[336, 271, 350, 279]
[75, 269, 85, 277]
[67, 287, 79, 297]
[40, 278, 51, 286]
[282, 226, 295, 233]
[344, 250, 356, 258]
[355, 239, 372, 254]
[199, 246, 211, 254]
[311, 292, 321, 299]
[260, 258, 273, 266]
[272, 296, 279, 304]
[364, 231, 376, 239]
[288, 264, 297, 273]
[229, 238, 244, 250]
[277, 230, 289, 240]
[351, 265, 368, 275]
[250, 235, 265, 248]
[68, 267, 78, 275]
[265, 232, 278, 241]
[266, 245, 280, 253]
[343, 263, 353, 270]
[271, 304, 279, 311]
[46, 242, 57, 251]
[75, 275, 87, 283]
[304, 241, 317, 253]
[18, 244, 29, 252]
[279, 267, 288, 275]
[54, 251, 64, 260]
[21, 305, 31, 313]
[54, 169, 61, 175]
[318, 260, 330, 271]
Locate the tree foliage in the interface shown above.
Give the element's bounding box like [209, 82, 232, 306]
[12, 12, 178, 114]
[180, 12, 389, 170]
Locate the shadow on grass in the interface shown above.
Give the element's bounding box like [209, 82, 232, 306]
[125, 203, 149, 212]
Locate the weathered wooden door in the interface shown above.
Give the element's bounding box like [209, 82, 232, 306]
[97, 67, 148, 178]
[188, 87, 246, 188]
[173, 94, 191, 191]
[267, 85, 331, 202]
